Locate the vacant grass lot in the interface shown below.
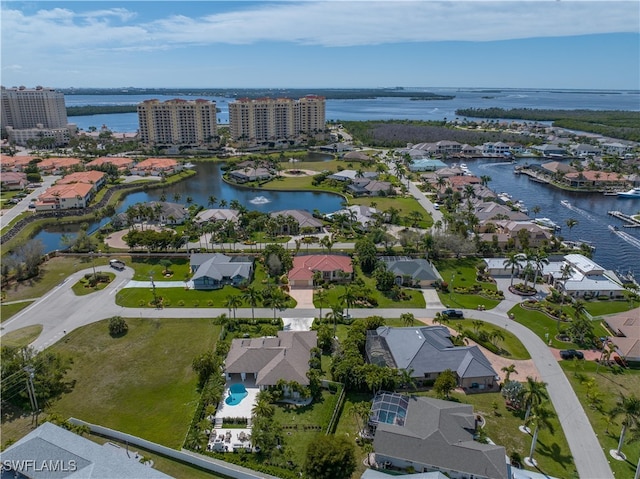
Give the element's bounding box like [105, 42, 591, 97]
[45, 317, 217, 448]
[130, 256, 192, 281]
[435, 258, 501, 310]
[350, 196, 434, 229]
[0, 301, 34, 322]
[560, 361, 640, 479]
[1, 325, 43, 348]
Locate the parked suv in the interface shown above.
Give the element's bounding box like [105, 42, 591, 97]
[560, 349, 584, 360]
[441, 309, 464, 319]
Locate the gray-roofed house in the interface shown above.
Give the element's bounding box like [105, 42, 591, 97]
[194, 208, 240, 224]
[347, 179, 394, 197]
[270, 209, 324, 234]
[369, 393, 511, 479]
[366, 326, 499, 390]
[229, 167, 273, 183]
[327, 169, 378, 182]
[190, 253, 254, 290]
[1, 422, 172, 479]
[224, 330, 317, 394]
[603, 307, 640, 362]
[128, 201, 187, 226]
[380, 256, 440, 287]
[409, 159, 447, 172]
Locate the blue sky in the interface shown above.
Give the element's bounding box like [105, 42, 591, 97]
[1, 1, 639, 89]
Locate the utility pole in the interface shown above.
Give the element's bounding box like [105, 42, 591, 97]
[150, 274, 158, 308]
[90, 251, 97, 280]
[24, 367, 39, 427]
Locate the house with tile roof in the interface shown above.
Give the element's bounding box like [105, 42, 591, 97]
[57, 170, 106, 192]
[289, 254, 353, 288]
[228, 166, 273, 183]
[0, 154, 36, 171]
[270, 209, 324, 234]
[224, 330, 317, 391]
[35, 182, 94, 211]
[365, 326, 498, 390]
[369, 393, 510, 479]
[37, 157, 81, 174]
[86, 156, 135, 171]
[190, 253, 254, 290]
[604, 308, 640, 362]
[1, 422, 172, 479]
[130, 158, 180, 176]
[1, 171, 28, 190]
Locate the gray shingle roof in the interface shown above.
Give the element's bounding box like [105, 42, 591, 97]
[190, 253, 253, 282]
[1, 422, 172, 478]
[380, 257, 438, 282]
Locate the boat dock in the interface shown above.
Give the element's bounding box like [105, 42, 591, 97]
[608, 210, 640, 227]
[517, 168, 550, 184]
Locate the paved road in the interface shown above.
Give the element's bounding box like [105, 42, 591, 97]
[0, 175, 59, 226]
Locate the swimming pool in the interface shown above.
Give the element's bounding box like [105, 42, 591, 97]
[225, 383, 248, 406]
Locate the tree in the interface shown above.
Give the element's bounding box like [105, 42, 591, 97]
[241, 286, 263, 320]
[566, 218, 579, 233]
[610, 393, 640, 460]
[303, 434, 357, 479]
[108, 316, 128, 336]
[355, 237, 378, 273]
[434, 369, 457, 399]
[263, 287, 288, 320]
[339, 285, 356, 317]
[223, 294, 242, 321]
[525, 405, 555, 467]
[315, 288, 328, 320]
[522, 377, 549, 427]
[326, 305, 343, 337]
[501, 364, 518, 382]
[192, 351, 217, 388]
[503, 252, 523, 286]
[400, 313, 415, 327]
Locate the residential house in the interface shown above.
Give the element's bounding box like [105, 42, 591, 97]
[130, 157, 180, 176]
[86, 156, 135, 171]
[435, 140, 463, 155]
[288, 254, 353, 288]
[365, 326, 499, 390]
[57, 170, 106, 192]
[482, 142, 512, 156]
[600, 142, 631, 156]
[347, 179, 394, 197]
[1, 422, 172, 479]
[572, 144, 601, 157]
[408, 159, 447, 172]
[482, 258, 522, 277]
[194, 208, 240, 225]
[446, 175, 481, 192]
[343, 151, 373, 162]
[460, 144, 481, 156]
[379, 256, 439, 287]
[369, 393, 510, 479]
[270, 209, 324, 234]
[224, 330, 317, 392]
[538, 161, 577, 176]
[362, 471, 447, 479]
[604, 308, 640, 362]
[488, 220, 554, 249]
[229, 166, 273, 183]
[34, 182, 93, 211]
[327, 169, 378, 182]
[0, 154, 36, 171]
[544, 254, 626, 299]
[0, 171, 28, 190]
[128, 201, 187, 225]
[473, 201, 529, 222]
[533, 144, 567, 157]
[190, 253, 254, 290]
[433, 166, 464, 178]
[37, 157, 81, 174]
[327, 204, 380, 228]
[563, 171, 628, 189]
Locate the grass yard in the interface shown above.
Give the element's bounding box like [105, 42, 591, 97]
[334, 392, 376, 478]
[0, 300, 34, 322]
[435, 258, 501, 310]
[509, 304, 580, 349]
[583, 298, 638, 317]
[559, 361, 640, 479]
[130, 256, 192, 281]
[44, 317, 218, 448]
[350, 196, 434, 229]
[1, 325, 43, 348]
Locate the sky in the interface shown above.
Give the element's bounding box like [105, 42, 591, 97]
[1, 1, 639, 90]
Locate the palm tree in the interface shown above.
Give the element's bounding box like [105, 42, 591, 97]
[521, 377, 549, 430]
[503, 252, 524, 286]
[339, 285, 356, 317]
[207, 195, 217, 208]
[325, 305, 343, 337]
[400, 313, 415, 327]
[315, 288, 328, 319]
[397, 368, 416, 391]
[241, 286, 263, 320]
[224, 294, 242, 320]
[566, 218, 579, 233]
[524, 405, 556, 467]
[173, 193, 181, 203]
[610, 393, 640, 460]
[263, 288, 288, 320]
[532, 251, 549, 286]
[501, 364, 518, 382]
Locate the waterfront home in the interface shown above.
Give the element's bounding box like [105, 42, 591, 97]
[482, 141, 512, 156]
[229, 166, 273, 183]
[365, 326, 499, 390]
[603, 308, 640, 362]
[539, 161, 577, 176]
[2, 422, 172, 479]
[34, 182, 94, 211]
[86, 156, 135, 172]
[0, 171, 28, 190]
[433, 166, 464, 178]
[348, 179, 394, 197]
[369, 393, 510, 479]
[0, 154, 36, 172]
[490, 220, 553, 249]
[37, 157, 81, 174]
[126, 201, 187, 226]
[472, 201, 528, 223]
[288, 254, 353, 288]
[194, 208, 240, 225]
[190, 253, 253, 290]
[130, 157, 180, 176]
[482, 258, 521, 277]
[435, 140, 463, 154]
[379, 256, 439, 287]
[533, 144, 567, 157]
[327, 204, 380, 228]
[57, 170, 106, 192]
[327, 169, 378, 182]
[224, 330, 317, 392]
[600, 141, 631, 156]
[409, 158, 447, 172]
[544, 254, 626, 299]
[270, 209, 324, 234]
[342, 150, 373, 162]
[562, 170, 628, 189]
[572, 144, 601, 157]
[460, 144, 482, 156]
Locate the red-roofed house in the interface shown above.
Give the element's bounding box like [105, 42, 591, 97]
[0, 155, 36, 172]
[57, 170, 106, 192]
[37, 157, 81, 174]
[130, 158, 180, 176]
[86, 156, 135, 172]
[0, 172, 28, 190]
[563, 171, 628, 189]
[288, 254, 353, 288]
[35, 183, 94, 211]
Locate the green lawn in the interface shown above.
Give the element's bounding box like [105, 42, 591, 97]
[130, 256, 192, 281]
[0, 301, 34, 322]
[559, 361, 640, 479]
[1, 325, 43, 348]
[43, 317, 217, 448]
[435, 258, 501, 310]
[583, 298, 639, 317]
[350, 196, 434, 229]
[446, 318, 530, 360]
[509, 304, 581, 349]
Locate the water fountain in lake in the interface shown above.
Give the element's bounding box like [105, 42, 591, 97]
[249, 196, 271, 205]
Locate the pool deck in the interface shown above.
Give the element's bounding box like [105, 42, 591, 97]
[215, 379, 260, 420]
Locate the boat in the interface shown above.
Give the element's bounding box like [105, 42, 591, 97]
[514, 200, 528, 214]
[608, 225, 619, 232]
[617, 187, 640, 198]
[560, 199, 571, 208]
[533, 217, 561, 231]
[497, 192, 512, 204]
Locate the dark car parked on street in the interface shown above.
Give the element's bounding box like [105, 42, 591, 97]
[441, 309, 464, 319]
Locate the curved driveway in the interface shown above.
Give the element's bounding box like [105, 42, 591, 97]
[0, 267, 613, 479]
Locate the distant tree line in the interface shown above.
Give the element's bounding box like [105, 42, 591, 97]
[456, 108, 640, 142]
[341, 120, 531, 147]
[66, 105, 138, 116]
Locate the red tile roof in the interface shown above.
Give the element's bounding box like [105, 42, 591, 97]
[289, 255, 353, 280]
